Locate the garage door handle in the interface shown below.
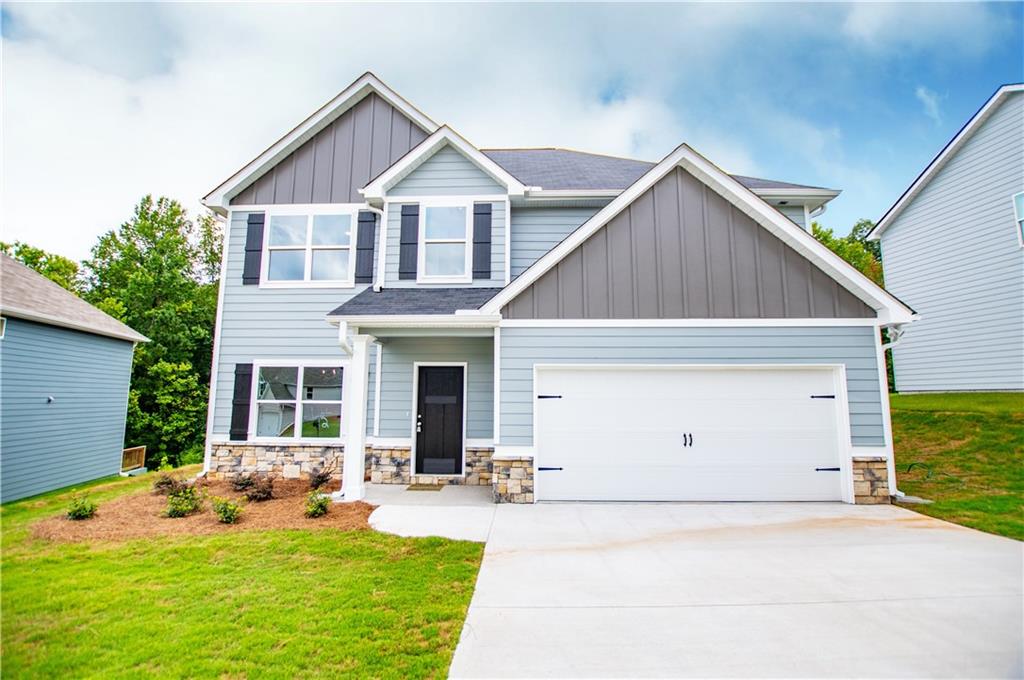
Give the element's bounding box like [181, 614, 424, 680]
[538, 467, 563, 471]
[815, 467, 841, 472]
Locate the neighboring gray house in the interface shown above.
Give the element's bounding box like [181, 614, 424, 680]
[0, 254, 148, 502]
[201, 73, 914, 506]
[870, 84, 1024, 392]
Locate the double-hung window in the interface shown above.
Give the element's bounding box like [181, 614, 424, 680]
[418, 203, 472, 283]
[264, 208, 356, 285]
[1014, 192, 1024, 247]
[253, 364, 344, 440]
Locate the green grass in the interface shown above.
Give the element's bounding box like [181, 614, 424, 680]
[891, 392, 1024, 540]
[1, 469, 484, 679]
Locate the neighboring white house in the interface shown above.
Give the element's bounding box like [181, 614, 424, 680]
[870, 84, 1024, 392]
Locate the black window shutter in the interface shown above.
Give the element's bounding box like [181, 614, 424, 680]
[473, 203, 492, 279]
[398, 204, 419, 280]
[242, 213, 265, 285]
[355, 211, 376, 283]
[229, 363, 254, 441]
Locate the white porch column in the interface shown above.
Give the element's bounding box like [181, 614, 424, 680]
[337, 333, 374, 502]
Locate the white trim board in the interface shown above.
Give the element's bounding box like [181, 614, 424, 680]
[869, 83, 1024, 240]
[480, 143, 916, 325]
[202, 72, 439, 212]
[500, 318, 883, 328]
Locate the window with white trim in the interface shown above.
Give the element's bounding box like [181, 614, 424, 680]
[253, 365, 343, 439]
[1014, 192, 1024, 246]
[419, 203, 471, 282]
[264, 208, 356, 284]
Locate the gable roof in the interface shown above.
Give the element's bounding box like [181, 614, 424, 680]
[202, 72, 439, 212]
[0, 254, 148, 343]
[361, 126, 527, 200]
[480, 144, 916, 324]
[869, 83, 1024, 240]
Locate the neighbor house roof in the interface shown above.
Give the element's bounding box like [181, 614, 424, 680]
[869, 83, 1024, 240]
[0, 254, 149, 343]
[328, 287, 503, 317]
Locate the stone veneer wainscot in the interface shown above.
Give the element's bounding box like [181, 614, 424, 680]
[369, 447, 493, 486]
[208, 443, 344, 480]
[852, 456, 891, 504]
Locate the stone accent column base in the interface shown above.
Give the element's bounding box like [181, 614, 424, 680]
[368, 446, 494, 486]
[492, 455, 534, 503]
[370, 447, 412, 484]
[852, 456, 890, 504]
[208, 443, 343, 481]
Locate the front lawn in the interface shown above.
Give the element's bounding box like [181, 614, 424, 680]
[891, 392, 1023, 540]
[1, 470, 483, 679]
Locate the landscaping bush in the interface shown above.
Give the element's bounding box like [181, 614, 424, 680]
[66, 495, 97, 520]
[211, 496, 243, 524]
[243, 475, 274, 502]
[308, 467, 333, 490]
[231, 473, 256, 492]
[165, 486, 202, 518]
[304, 491, 330, 518]
[152, 473, 188, 496]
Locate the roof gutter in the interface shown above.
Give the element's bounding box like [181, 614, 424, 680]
[0, 305, 150, 344]
[325, 313, 501, 329]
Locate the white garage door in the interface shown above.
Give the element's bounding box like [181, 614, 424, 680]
[534, 366, 845, 502]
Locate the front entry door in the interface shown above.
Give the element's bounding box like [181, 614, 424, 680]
[415, 366, 465, 475]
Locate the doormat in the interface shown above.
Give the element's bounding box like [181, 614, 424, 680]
[406, 484, 444, 491]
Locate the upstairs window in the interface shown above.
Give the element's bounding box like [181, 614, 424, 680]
[254, 364, 344, 439]
[264, 209, 356, 285]
[419, 203, 471, 283]
[1014, 193, 1024, 247]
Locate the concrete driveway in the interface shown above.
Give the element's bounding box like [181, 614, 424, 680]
[436, 502, 1022, 679]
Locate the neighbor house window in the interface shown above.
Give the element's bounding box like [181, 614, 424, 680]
[1014, 192, 1024, 246]
[419, 204, 471, 281]
[265, 209, 355, 284]
[254, 365, 343, 439]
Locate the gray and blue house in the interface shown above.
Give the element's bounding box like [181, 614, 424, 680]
[870, 84, 1023, 392]
[201, 73, 915, 505]
[0, 254, 147, 502]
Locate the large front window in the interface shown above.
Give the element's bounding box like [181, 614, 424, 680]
[254, 365, 343, 439]
[420, 204, 470, 281]
[265, 209, 355, 284]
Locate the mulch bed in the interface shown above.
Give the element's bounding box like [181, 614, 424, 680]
[32, 478, 375, 543]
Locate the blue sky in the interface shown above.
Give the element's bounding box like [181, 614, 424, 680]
[2, 2, 1021, 259]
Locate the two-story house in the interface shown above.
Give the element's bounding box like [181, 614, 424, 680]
[201, 73, 915, 505]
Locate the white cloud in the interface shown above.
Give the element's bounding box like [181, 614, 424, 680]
[914, 86, 943, 125]
[841, 3, 1010, 56]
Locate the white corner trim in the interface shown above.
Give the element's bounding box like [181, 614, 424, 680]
[480, 143, 916, 324]
[869, 83, 1024, 240]
[202, 210, 233, 474]
[202, 72, 438, 211]
[361, 126, 526, 200]
[373, 340, 383, 437]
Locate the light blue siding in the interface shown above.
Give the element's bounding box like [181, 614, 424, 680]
[778, 205, 807, 229]
[211, 211, 371, 436]
[499, 326, 885, 447]
[880, 92, 1024, 391]
[384, 201, 506, 287]
[509, 207, 598, 277]
[376, 337, 493, 439]
[1, 318, 135, 502]
[389, 145, 505, 196]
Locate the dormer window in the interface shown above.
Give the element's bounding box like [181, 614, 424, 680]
[263, 207, 357, 286]
[418, 202, 472, 283]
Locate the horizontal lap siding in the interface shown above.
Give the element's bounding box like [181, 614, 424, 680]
[778, 205, 806, 229]
[881, 92, 1024, 391]
[499, 326, 884, 447]
[509, 207, 599, 277]
[377, 337, 493, 439]
[388, 146, 505, 196]
[211, 211, 371, 435]
[1, 319, 135, 502]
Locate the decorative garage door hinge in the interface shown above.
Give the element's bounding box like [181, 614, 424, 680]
[815, 467, 841, 472]
[537, 394, 562, 399]
[810, 394, 836, 399]
[538, 467, 563, 471]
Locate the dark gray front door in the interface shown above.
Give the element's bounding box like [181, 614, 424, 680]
[415, 366, 464, 475]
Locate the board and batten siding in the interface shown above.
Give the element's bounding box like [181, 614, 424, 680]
[499, 326, 885, 448]
[880, 92, 1024, 392]
[503, 167, 875, 320]
[1, 318, 135, 502]
[509, 207, 599, 277]
[376, 337, 493, 439]
[230, 93, 429, 206]
[388, 145, 505, 196]
[211, 211, 374, 437]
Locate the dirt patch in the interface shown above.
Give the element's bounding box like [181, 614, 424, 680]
[32, 478, 375, 543]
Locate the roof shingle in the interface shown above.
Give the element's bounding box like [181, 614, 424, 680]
[328, 287, 502, 317]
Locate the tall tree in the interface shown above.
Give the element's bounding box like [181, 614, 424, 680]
[1, 241, 82, 293]
[811, 221, 884, 286]
[82, 196, 222, 466]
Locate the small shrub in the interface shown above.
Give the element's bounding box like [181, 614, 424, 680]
[231, 473, 257, 492]
[153, 473, 188, 496]
[157, 455, 173, 472]
[304, 490, 330, 518]
[211, 496, 243, 524]
[243, 475, 275, 502]
[308, 468, 333, 490]
[66, 495, 97, 520]
[165, 486, 202, 518]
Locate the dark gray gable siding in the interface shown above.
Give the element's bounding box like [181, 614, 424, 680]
[1, 318, 134, 502]
[503, 167, 875, 319]
[230, 92, 429, 205]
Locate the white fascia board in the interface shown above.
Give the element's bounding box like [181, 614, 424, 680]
[869, 83, 1024, 241]
[481, 143, 915, 323]
[202, 73, 439, 212]
[361, 126, 526, 200]
[0, 305, 149, 343]
[500, 318, 883, 328]
[752, 188, 840, 199]
[523, 189, 621, 200]
[325, 313, 501, 328]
